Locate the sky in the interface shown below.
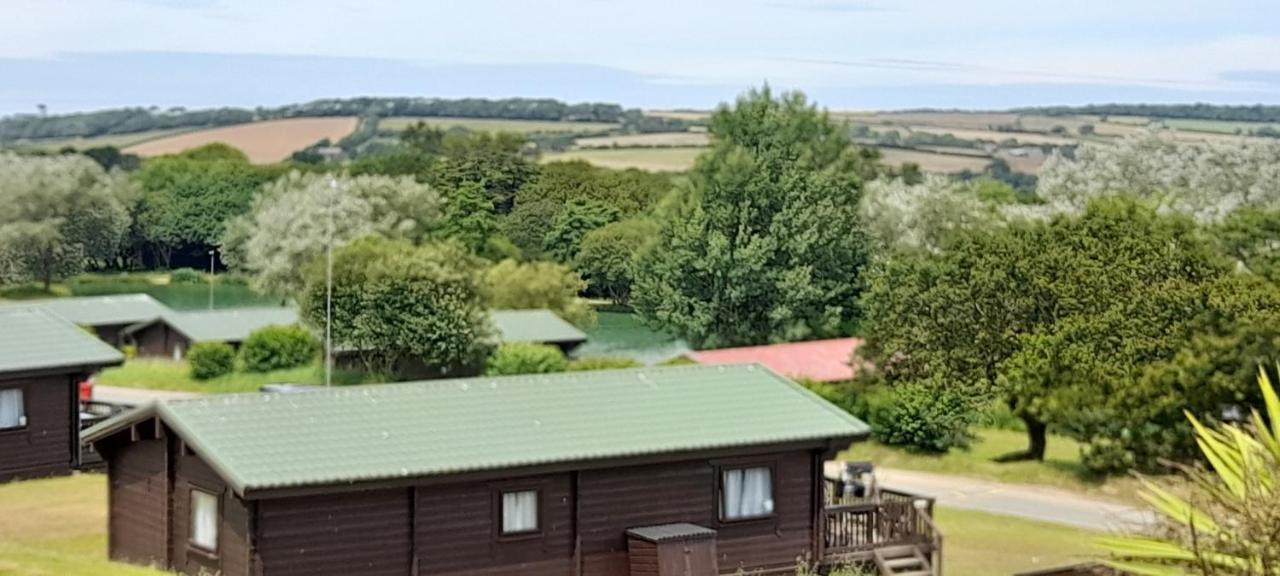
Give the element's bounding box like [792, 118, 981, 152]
[2, 0, 1279, 115]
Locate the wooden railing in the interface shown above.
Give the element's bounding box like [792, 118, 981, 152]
[820, 480, 943, 570]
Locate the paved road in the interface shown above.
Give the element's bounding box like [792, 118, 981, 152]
[92, 385, 200, 406]
[876, 467, 1152, 532]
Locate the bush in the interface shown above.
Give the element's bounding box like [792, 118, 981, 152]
[121, 345, 138, 360]
[169, 268, 204, 284]
[867, 379, 978, 452]
[566, 356, 641, 372]
[188, 342, 235, 380]
[486, 343, 568, 375]
[238, 325, 319, 373]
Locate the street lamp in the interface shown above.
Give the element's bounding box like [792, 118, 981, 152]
[325, 177, 336, 388]
[207, 249, 216, 310]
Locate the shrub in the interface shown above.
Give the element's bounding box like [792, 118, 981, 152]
[169, 268, 204, 284]
[121, 344, 138, 360]
[868, 378, 978, 452]
[567, 356, 641, 372]
[486, 343, 568, 375]
[238, 325, 319, 373]
[658, 355, 697, 366]
[188, 342, 235, 380]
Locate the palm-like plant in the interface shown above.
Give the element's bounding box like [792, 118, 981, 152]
[1100, 370, 1280, 575]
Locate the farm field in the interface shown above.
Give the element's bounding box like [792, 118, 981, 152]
[124, 117, 358, 163]
[1, 127, 198, 152]
[903, 125, 1079, 145]
[642, 109, 712, 121]
[574, 131, 710, 148]
[0, 474, 1102, 576]
[543, 146, 703, 171]
[1160, 117, 1280, 135]
[379, 116, 617, 133]
[878, 147, 993, 173]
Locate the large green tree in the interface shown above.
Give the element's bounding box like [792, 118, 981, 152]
[574, 218, 659, 306]
[132, 144, 282, 267]
[431, 132, 538, 213]
[299, 237, 493, 377]
[631, 87, 880, 348]
[482, 259, 595, 327]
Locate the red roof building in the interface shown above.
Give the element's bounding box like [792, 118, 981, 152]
[688, 338, 864, 382]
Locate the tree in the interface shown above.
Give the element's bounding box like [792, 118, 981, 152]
[431, 132, 538, 213]
[1215, 207, 1280, 283]
[516, 160, 668, 216]
[132, 144, 283, 267]
[482, 259, 595, 327]
[543, 199, 620, 263]
[861, 198, 1234, 462]
[574, 218, 659, 306]
[1102, 370, 1280, 575]
[0, 152, 134, 279]
[632, 86, 880, 348]
[860, 175, 1015, 254]
[503, 199, 560, 259]
[222, 171, 442, 295]
[298, 237, 493, 378]
[437, 181, 500, 256]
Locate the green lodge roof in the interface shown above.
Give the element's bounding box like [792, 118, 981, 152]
[0, 307, 125, 374]
[2, 294, 169, 327]
[490, 309, 587, 345]
[125, 307, 300, 343]
[85, 364, 869, 496]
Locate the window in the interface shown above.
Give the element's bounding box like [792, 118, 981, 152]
[501, 490, 539, 535]
[0, 388, 25, 429]
[720, 466, 774, 521]
[189, 489, 219, 552]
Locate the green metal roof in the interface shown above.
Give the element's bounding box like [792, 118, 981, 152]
[490, 309, 587, 345]
[84, 364, 868, 496]
[0, 307, 125, 374]
[2, 294, 169, 326]
[127, 307, 300, 343]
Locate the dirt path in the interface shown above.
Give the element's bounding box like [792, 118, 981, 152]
[877, 467, 1152, 532]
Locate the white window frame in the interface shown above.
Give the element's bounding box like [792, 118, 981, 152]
[0, 387, 26, 430]
[719, 465, 775, 522]
[500, 489, 540, 536]
[189, 488, 220, 553]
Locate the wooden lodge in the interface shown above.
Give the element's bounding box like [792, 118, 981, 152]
[83, 364, 942, 576]
[0, 294, 169, 348]
[0, 307, 124, 482]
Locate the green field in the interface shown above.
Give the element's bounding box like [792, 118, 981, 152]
[543, 147, 703, 171]
[0, 475, 1104, 576]
[379, 116, 618, 134]
[96, 358, 371, 394]
[1159, 118, 1280, 135]
[846, 427, 1143, 502]
[1, 127, 199, 152]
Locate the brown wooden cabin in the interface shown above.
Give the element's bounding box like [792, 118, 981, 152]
[0, 294, 171, 349]
[122, 307, 300, 360]
[84, 364, 943, 576]
[0, 307, 124, 482]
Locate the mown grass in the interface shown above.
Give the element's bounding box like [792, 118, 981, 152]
[936, 506, 1103, 576]
[96, 358, 371, 394]
[0, 475, 170, 576]
[844, 428, 1145, 502]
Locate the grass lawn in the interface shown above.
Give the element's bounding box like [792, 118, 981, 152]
[936, 506, 1103, 576]
[96, 359, 370, 394]
[845, 428, 1145, 502]
[0, 475, 169, 576]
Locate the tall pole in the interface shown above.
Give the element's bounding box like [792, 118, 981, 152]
[325, 177, 336, 388]
[208, 250, 216, 310]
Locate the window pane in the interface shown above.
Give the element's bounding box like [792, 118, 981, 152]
[0, 388, 24, 429]
[501, 490, 538, 533]
[190, 490, 219, 551]
[721, 467, 773, 520]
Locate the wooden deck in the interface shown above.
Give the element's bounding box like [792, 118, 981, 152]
[819, 484, 944, 574]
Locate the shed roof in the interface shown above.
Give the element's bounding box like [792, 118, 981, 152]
[490, 309, 587, 345]
[3, 294, 170, 327]
[626, 523, 718, 543]
[0, 307, 125, 374]
[125, 307, 299, 343]
[85, 364, 869, 496]
[688, 338, 865, 383]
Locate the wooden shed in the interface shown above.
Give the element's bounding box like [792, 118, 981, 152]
[0, 306, 124, 482]
[122, 307, 300, 360]
[82, 364, 933, 576]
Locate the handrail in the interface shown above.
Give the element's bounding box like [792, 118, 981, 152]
[917, 506, 944, 576]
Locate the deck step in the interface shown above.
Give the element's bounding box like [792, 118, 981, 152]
[884, 557, 924, 569]
[872, 544, 934, 576]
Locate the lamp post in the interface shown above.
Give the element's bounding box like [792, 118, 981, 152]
[325, 177, 336, 388]
[207, 249, 216, 310]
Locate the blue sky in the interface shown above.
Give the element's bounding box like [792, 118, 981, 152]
[2, 0, 1279, 115]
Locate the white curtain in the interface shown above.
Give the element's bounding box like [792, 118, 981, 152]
[0, 388, 24, 429]
[722, 467, 773, 520]
[190, 490, 219, 551]
[502, 490, 538, 533]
